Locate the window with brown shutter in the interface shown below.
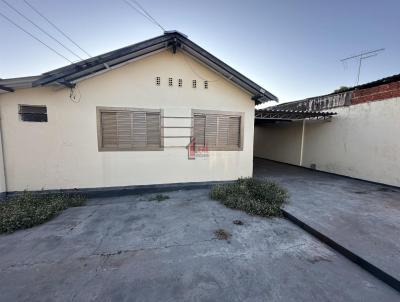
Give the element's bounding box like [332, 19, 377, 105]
[192, 110, 243, 151]
[97, 107, 163, 151]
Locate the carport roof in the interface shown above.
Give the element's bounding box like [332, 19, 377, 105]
[0, 31, 277, 103]
[255, 108, 337, 123]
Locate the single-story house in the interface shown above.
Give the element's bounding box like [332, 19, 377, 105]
[0, 31, 277, 197]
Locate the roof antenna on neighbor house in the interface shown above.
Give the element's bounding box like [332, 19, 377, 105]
[340, 48, 385, 86]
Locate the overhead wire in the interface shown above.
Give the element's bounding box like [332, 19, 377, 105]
[0, 10, 73, 63]
[123, 0, 157, 28]
[122, 0, 165, 32]
[182, 52, 219, 82]
[23, 0, 91, 58]
[0, 0, 84, 61]
[129, 0, 165, 31]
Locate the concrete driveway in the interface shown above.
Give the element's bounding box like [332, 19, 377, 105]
[254, 158, 400, 283]
[0, 189, 398, 301]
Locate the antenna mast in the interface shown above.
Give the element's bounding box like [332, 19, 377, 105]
[341, 48, 385, 85]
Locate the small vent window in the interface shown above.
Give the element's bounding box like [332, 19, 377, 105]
[192, 80, 197, 88]
[19, 105, 47, 122]
[156, 76, 161, 86]
[204, 81, 208, 89]
[178, 79, 183, 87]
[168, 77, 173, 86]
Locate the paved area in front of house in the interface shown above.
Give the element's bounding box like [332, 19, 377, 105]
[0, 189, 399, 301]
[254, 157, 400, 281]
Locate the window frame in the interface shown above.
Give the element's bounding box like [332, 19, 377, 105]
[191, 109, 244, 151]
[96, 106, 164, 152]
[19, 104, 48, 122]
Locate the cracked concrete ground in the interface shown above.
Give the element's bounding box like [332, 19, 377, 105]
[254, 158, 400, 281]
[0, 189, 398, 301]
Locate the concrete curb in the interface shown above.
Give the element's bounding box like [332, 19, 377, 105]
[282, 209, 400, 293]
[254, 157, 400, 190]
[4, 180, 234, 200]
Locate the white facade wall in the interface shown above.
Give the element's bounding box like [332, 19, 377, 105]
[254, 97, 400, 187]
[0, 50, 255, 192]
[254, 121, 303, 166]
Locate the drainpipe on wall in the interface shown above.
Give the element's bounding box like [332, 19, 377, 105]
[299, 119, 306, 166]
[0, 113, 7, 199]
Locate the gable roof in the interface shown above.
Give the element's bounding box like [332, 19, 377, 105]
[0, 31, 277, 103]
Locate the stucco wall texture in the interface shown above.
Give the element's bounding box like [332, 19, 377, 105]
[254, 97, 400, 187]
[0, 50, 255, 192]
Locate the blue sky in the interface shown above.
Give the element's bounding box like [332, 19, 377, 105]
[1, 0, 399, 102]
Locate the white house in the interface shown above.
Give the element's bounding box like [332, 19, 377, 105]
[0, 31, 277, 196]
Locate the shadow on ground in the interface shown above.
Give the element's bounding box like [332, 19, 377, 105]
[0, 187, 398, 301]
[254, 157, 400, 282]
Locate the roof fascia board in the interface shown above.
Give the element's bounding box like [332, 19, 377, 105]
[34, 35, 172, 86]
[69, 47, 168, 84]
[0, 85, 14, 92]
[177, 35, 277, 101]
[3, 32, 277, 104]
[40, 34, 169, 76]
[0, 76, 40, 89]
[180, 48, 254, 98]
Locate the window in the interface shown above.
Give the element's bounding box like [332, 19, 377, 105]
[97, 107, 162, 151]
[192, 110, 243, 151]
[19, 105, 47, 122]
[192, 80, 197, 88]
[156, 76, 161, 86]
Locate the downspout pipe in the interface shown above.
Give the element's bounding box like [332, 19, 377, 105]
[299, 119, 306, 166]
[0, 110, 7, 200]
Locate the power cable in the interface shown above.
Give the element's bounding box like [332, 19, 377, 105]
[0, 10, 73, 63]
[23, 0, 91, 58]
[122, 0, 165, 32]
[123, 0, 157, 27]
[130, 0, 165, 31]
[1, 0, 84, 61]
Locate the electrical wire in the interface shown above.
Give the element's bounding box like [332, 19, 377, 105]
[130, 0, 165, 31]
[123, 0, 157, 28]
[23, 0, 91, 58]
[122, 0, 165, 32]
[1, 0, 84, 61]
[182, 52, 219, 82]
[0, 10, 73, 63]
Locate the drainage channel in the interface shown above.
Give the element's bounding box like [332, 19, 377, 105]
[282, 209, 400, 293]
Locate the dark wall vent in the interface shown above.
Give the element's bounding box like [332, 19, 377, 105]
[168, 77, 173, 86]
[178, 79, 183, 87]
[192, 80, 197, 88]
[19, 105, 48, 122]
[204, 80, 208, 89]
[156, 76, 161, 86]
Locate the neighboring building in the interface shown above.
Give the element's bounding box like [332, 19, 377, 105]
[254, 74, 400, 187]
[0, 31, 277, 195]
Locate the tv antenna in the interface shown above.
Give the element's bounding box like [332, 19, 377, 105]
[341, 48, 385, 85]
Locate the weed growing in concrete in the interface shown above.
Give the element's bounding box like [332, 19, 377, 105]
[149, 194, 170, 202]
[0, 192, 86, 234]
[210, 178, 288, 217]
[214, 228, 231, 240]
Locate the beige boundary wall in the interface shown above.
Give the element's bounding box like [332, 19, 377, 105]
[0, 50, 255, 192]
[254, 97, 400, 187]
